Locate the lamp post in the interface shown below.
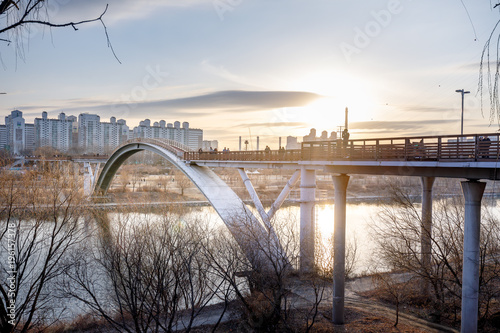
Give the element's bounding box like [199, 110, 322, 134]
[456, 89, 470, 139]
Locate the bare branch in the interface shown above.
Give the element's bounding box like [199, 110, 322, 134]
[0, 2, 120, 63]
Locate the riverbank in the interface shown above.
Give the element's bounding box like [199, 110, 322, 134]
[47, 274, 459, 333]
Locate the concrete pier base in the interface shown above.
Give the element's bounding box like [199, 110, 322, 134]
[332, 174, 349, 325]
[300, 167, 316, 273]
[460, 180, 486, 333]
[420, 176, 435, 295]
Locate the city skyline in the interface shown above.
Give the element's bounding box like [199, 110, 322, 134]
[0, 109, 205, 155]
[1, 1, 500, 149]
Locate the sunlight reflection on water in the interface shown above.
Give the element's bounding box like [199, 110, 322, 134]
[165, 202, 383, 275]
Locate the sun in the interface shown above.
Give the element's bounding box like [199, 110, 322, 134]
[288, 72, 379, 133]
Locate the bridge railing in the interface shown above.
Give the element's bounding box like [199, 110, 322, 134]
[184, 149, 302, 162]
[185, 133, 500, 162]
[122, 138, 193, 156]
[303, 133, 500, 161]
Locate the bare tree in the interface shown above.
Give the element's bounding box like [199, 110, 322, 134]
[157, 174, 170, 193]
[0, 1, 119, 61]
[372, 272, 414, 327]
[172, 170, 191, 196]
[479, 2, 500, 125]
[315, 233, 359, 281]
[202, 211, 327, 332]
[370, 184, 500, 326]
[63, 208, 221, 333]
[118, 168, 130, 192]
[129, 167, 140, 193]
[0, 162, 90, 333]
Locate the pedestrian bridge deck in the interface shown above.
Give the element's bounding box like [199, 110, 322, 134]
[184, 133, 500, 180]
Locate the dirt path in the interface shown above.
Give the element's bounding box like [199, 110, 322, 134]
[289, 276, 459, 333]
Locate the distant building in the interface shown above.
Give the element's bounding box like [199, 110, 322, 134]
[78, 114, 130, 154]
[5, 110, 26, 155]
[78, 113, 102, 154]
[303, 128, 317, 142]
[202, 140, 219, 151]
[286, 136, 301, 150]
[34, 112, 73, 152]
[303, 128, 336, 142]
[0, 110, 209, 155]
[0, 124, 6, 150]
[100, 117, 129, 153]
[25, 123, 35, 153]
[67, 115, 78, 149]
[133, 119, 203, 150]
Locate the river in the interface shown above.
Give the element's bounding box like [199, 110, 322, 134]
[175, 201, 388, 275]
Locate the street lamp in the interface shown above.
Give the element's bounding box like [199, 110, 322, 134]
[456, 89, 470, 138]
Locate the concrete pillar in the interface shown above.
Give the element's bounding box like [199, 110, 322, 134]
[279, 137, 282, 149]
[238, 168, 270, 228]
[300, 167, 316, 273]
[332, 174, 349, 325]
[460, 180, 485, 333]
[83, 162, 93, 197]
[257, 136, 260, 151]
[239, 136, 242, 151]
[420, 176, 435, 295]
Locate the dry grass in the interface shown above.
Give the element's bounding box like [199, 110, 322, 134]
[188, 305, 428, 333]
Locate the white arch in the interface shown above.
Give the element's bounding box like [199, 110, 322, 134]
[94, 141, 285, 269]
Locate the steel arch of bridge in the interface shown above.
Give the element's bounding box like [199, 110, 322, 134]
[94, 139, 284, 269]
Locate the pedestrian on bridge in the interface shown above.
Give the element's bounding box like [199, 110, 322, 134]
[342, 128, 350, 157]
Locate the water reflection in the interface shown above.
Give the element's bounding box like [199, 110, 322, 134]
[106, 202, 383, 275]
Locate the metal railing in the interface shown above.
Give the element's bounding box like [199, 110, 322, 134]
[184, 133, 500, 162]
[184, 149, 303, 162]
[121, 138, 193, 156]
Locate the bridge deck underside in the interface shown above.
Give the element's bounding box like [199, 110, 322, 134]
[189, 160, 500, 180]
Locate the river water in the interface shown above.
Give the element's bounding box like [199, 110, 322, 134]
[179, 201, 385, 275]
[14, 197, 500, 324]
[180, 197, 500, 275]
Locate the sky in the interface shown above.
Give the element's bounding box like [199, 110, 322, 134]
[1, 0, 500, 149]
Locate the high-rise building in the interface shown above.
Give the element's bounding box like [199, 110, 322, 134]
[1, 111, 208, 155]
[34, 112, 73, 152]
[78, 113, 102, 154]
[286, 136, 301, 150]
[0, 124, 6, 150]
[202, 140, 218, 151]
[67, 115, 78, 149]
[5, 110, 26, 155]
[133, 119, 203, 150]
[100, 117, 129, 153]
[25, 123, 35, 153]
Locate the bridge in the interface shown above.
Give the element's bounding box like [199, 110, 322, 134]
[94, 133, 500, 333]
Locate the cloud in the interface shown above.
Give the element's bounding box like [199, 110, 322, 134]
[137, 90, 321, 110]
[351, 119, 456, 132]
[51, 0, 210, 24]
[25, 90, 321, 122]
[234, 122, 307, 128]
[398, 106, 453, 113]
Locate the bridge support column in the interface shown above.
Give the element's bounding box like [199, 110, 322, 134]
[83, 162, 100, 197]
[268, 170, 300, 220]
[460, 180, 485, 333]
[300, 167, 316, 273]
[332, 174, 349, 325]
[420, 176, 435, 295]
[238, 168, 270, 224]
